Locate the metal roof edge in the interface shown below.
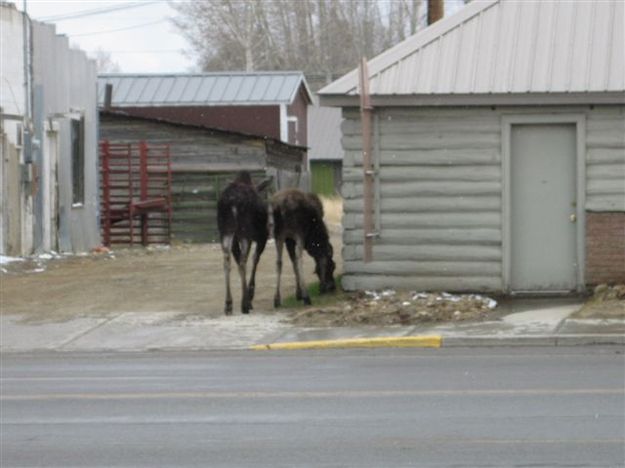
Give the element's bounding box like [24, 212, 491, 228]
[98, 71, 306, 79]
[320, 92, 625, 107]
[99, 109, 307, 151]
[289, 75, 314, 105]
[319, 0, 498, 96]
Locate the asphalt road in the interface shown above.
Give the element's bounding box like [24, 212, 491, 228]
[1, 347, 624, 467]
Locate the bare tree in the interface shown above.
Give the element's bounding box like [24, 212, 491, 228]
[90, 48, 121, 73]
[170, 0, 424, 84]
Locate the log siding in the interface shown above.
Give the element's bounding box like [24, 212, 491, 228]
[340, 105, 625, 292]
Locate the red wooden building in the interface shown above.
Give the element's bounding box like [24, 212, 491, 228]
[98, 71, 312, 148]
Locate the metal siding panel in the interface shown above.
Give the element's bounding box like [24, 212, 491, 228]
[491, 1, 517, 93]
[416, 43, 437, 93]
[221, 76, 243, 102]
[453, 17, 478, 93]
[588, 2, 613, 92]
[264, 75, 285, 102]
[396, 58, 412, 94]
[510, 1, 535, 93]
[251, 75, 272, 101]
[280, 75, 299, 102]
[114, 77, 136, 104]
[140, 77, 163, 103]
[124, 77, 148, 104]
[607, 1, 624, 91]
[474, 4, 498, 94]
[548, 1, 575, 92]
[530, 1, 556, 93]
[436, 32, 457, 93]
[152, 77, 175, 104]
[193, 76, 217, 102]
[234, 76, 256, 102]
[210, 76, 232, 102]
[569, 1, 593, 92]
[180, 77, 203, 102]
[167, 76, 190, 103]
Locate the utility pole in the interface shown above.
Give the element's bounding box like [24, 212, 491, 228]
[427, 0, 444, 25]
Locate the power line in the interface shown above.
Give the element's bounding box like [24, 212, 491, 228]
[69, 19, 168, 37]
[38, 1, 160, 22]
[86, 49, 182, 54]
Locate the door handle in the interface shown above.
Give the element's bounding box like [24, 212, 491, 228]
[570, 214, 577, 223]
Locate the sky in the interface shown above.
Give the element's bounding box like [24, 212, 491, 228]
[18, 0, 195, 73]
[16, 0, 466, 75]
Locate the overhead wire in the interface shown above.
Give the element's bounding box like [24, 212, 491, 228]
[68, 19, 168, 37]
[38, 1, 160, 22]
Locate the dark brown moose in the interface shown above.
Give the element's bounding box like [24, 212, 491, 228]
[217, 171, 271, 314]
[271, 188, 336, 307]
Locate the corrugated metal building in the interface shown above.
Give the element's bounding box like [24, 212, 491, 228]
[1, 3, 99, 255]
[319, 0, 625, 293]
[98, 72, 312, 148]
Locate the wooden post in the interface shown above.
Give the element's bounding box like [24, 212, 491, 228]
[139, 141, 149, 245]
[427, 0, 444, 25]
[359, 58, 374, 263]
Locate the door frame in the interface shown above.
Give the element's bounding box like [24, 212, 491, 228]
[501, 114, 586, 293]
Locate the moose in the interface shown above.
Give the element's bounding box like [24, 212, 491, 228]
[217, 171, 271, 315]
[271, 188, 336, 307]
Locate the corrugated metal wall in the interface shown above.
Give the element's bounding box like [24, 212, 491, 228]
[340, 105, 625, 292]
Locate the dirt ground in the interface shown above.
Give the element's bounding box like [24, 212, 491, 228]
[0, 242, 502, 327]
[0, 241, 314, 324]
[572, 284, 625, 319]
[2, 198, 623, 326]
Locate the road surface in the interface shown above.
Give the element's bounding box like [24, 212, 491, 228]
[1, 347, 624, 467]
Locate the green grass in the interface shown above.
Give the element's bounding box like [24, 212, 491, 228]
[282, 275, 346, 309]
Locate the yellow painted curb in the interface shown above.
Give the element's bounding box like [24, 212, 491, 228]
[251, 335, 442, 351]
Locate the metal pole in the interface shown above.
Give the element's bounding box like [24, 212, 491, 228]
[359, 57, 374, 263]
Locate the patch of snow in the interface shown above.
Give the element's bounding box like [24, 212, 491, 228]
[412, 292, 429, 300]
[0, 255, 24, 265]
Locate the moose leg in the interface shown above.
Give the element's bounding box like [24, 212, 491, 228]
[288, 237, 311, 305]
[273, 238, 284, 308]
[247, 238, 266, 309]
[236, 238, 252, 314]
[221, 235, 233, 315]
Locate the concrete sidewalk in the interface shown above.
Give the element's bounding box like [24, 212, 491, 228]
[1, 299, 623, 352]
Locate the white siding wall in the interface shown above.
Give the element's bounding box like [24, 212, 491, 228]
[340, 105, 625, 292]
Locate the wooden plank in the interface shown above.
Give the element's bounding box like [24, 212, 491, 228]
[343, 228, 501, 245]
[343, 165, 501, 181]
[343, 260, 501, 276]
[343, 196, 501, 213]
[343, 212, 501, 229]
[343, 179, 501, 196]
[343, 244, 501, 262]
[341, 274, 502, 292]
[344, 149, 501, 166]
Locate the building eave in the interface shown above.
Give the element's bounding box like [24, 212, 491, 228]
[319, 92, 625, 108]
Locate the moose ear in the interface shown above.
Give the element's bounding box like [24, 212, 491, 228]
[256, 177, 273, 193]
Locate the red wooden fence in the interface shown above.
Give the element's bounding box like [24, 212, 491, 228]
[99, 140, 172, 246]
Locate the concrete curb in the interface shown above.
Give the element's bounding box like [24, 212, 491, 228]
[251, 334, 624, 351]
[442, 334, 625, 347]
[251, 335, 442, 351]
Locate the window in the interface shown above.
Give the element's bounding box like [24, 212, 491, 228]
[71, 117, 85, 205]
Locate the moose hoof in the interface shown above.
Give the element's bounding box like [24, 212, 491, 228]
[303, 297, 312, 306]
[273, 296, 281, 308]
[224, 301, 233, 315]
